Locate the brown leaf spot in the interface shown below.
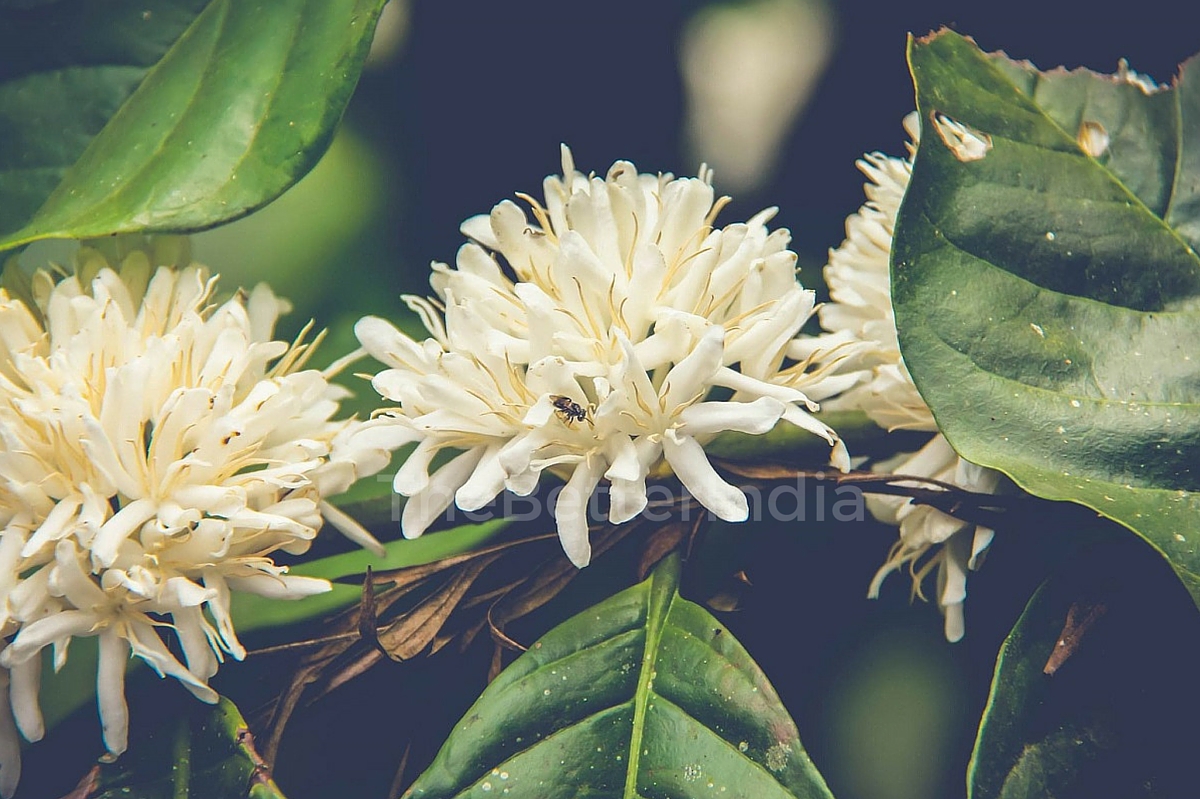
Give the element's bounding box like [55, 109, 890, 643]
[1044, 600, 1108, 675]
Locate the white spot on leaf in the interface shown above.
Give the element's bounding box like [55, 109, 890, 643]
[764, 741, 792, 772]
[931, 113, 992, 161]
[1078, 120, 1110, 157]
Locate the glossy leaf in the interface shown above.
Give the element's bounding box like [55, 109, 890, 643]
[967, 542, 1200, 799]
[404, 555, 833, 799]
[64, 697, 285, 798]
[894, 30, 1200, 603]
[0, 0, 386, 250]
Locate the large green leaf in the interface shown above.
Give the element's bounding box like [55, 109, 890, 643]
[0, 0, 386, 250]
[403, 556, 832, 799]
[967, 548, 1200, 799]
[893, 30, 1200, 603]
[65, 696, 286, 798]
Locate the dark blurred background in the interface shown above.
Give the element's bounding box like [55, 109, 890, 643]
[25, 3, 1200, 798]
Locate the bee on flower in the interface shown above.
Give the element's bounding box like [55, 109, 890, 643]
[356, 146, 854, 569]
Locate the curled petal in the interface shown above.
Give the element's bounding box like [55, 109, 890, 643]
[8, 658, 42, 743]
[554, 458, 604, 568]
[677, 397, 785, 437]
[663, 432, 747, 523]
[661, 326, 725, 411]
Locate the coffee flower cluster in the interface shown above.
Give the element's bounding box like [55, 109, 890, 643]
[0, 242, 390, 796]
[814, 115, 1001, 642]
[358, 147, 853, 568]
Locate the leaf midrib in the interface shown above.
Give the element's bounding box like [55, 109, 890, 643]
[623, 566, 673, 799]
[56, 1, 250, 228]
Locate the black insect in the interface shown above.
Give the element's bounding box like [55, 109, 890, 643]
[551, 395, 589, 425]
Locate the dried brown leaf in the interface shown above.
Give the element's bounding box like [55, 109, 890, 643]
[377, 552, 502, 660]
[365, 533, 556, 588]
[387, 742, 412, 799]
[487, 643, 505, 682]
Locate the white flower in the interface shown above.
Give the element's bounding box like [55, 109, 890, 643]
[818, 116, 1002, 642]
[865, 439, 999, 643]
[357, 146, 851, 568]
[0, 241, 392, 792]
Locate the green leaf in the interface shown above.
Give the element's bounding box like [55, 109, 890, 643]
[967, 556, 1200, 799]
[0, 0, 386, 250]
[230, 517, 511, 635]
[969, 579, 1106, 799]
[69, 696, 286, 798]
[404, 555, 833, 799]
[894, 30, 1200, 605]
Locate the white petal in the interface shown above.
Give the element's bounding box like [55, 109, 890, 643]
[609, 479, 648, 525]
[939, 531, 973, 643]
[127, 623, 217, 704]
[80, 417, 143, 500]
[829, 439, 851, 472]
[663, 433, 747, 522]
[505, 467, 541, 497]
[21, 496, 81, 558]
[4, 611, 99, 666]
[349, 420, 421, 452]
[320, 500, 386, 556]
[677, 397, 785, 437]
[97, 630, 130, 756]
[160, 577, 217, 608]
[969, 526, 995, 570]
[661, 326, 725, 410]
[354, 315, 428, 371]
[392, 439, 440, 497]
[172, 606, 218, 682]
[554, 459, 603, 568]
[226, 573, 332, 600]
[401, 448, 485, 538]
[780, 405, 839, 446]
[943, 602, 965, 645]
[522, 394, 558, 427]
[8, 659, 42, 743]
[712, 366, 815, 406]
[460, 214, 501, 250]
[202, 573, 245, 660]
[92, 498, 157, 569]
[455, 445, 507, 512]
[0, 668, 21, 799]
